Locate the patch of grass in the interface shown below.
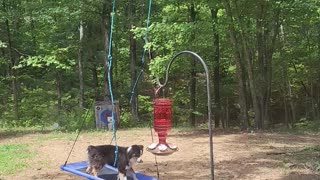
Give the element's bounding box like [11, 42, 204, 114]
[271, 121, 320, 135]
[285, 145, 320, 172]
[301, 145, 320, 152]
[0, 126, 52, 138]
[0, 144, 34, 175]
[299, 146, 320, 171]
[171, 126, 210, 133]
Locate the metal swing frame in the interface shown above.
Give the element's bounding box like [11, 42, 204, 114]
[156, 50, 214, 180]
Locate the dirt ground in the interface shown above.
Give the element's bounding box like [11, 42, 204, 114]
[1, 128, 320, 180]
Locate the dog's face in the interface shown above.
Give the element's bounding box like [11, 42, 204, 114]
[127, 145, 144, 165]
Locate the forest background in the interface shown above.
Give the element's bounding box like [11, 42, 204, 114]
[0, 0, 319, 131]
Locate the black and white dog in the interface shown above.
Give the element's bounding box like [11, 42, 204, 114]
[86, 144, 144, 180]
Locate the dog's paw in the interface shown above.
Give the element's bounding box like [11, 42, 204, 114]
[117, 174, 126, 180]
[117, 176, 127, 180]
[85, 167, 91, 174]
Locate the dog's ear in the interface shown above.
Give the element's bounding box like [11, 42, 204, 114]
[87, 145, 95, 152]
[138, 145, 144, 151]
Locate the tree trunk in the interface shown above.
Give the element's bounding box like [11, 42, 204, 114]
[190, 58, 197, 127]
[1, 48, 8, 112]
[102, 0, 111, 101]
[78, 21, 84, 109]
[129, 0, 138, 121]
[226, 97, 230, 128]
[288, 80, 296, 125]
[211, 7, 221, 128]
[189, 3, 197, 127]
[310, 79, 319, 120]
[222, 0, 249, 129]
[4, 1, 19, 120]
[318, 23, 320, 120]
[87, 27, 100, 100]
[231, 0, 261, 129]
[282, 59, 293, 128]
[256, 0, 280, 128]
[283, 93, 289, 128]
[56, 71, 62, 110]
[229, 0, 279, 129]
[91, 63, 100, 100]
[308, 25, 320, 121]
[29, 9, 37, 54]
[256, 0, 268, 128]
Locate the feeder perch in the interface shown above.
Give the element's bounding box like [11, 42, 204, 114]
[147, 98, 178, 156]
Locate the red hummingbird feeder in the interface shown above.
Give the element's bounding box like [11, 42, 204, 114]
[147, 98, 178, 156]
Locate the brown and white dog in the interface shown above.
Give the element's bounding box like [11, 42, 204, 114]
[86, 144, 143, 180]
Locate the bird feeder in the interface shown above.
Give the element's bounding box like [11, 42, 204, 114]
[147, 98, 178, 156]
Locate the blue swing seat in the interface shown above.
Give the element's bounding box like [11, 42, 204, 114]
[61, 161, 157, 180]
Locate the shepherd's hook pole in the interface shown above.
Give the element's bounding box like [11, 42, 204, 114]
[156, 51, 214, 180]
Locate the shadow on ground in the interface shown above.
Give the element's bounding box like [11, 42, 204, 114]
[145, 132, 320, 180]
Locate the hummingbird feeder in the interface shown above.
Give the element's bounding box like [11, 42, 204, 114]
[147, 98, 178, 156]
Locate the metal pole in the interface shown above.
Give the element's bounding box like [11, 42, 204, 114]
[156, 51, 214, 180]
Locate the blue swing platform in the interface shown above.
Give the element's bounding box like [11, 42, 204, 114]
[61, 161, 157, 180]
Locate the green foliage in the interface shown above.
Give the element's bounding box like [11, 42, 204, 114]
[290, 145, 320, 172]
[138, 95, 153, 113]
[18, 53, 75, 70]
[294, 118, 320, 132]
[136, 95, 153, 124]
[119, 109, 136, 128]
[0, 0, 319, 131]
[0, 144, 34, 175]
[0, 41, 6, 48]
[56, 108, 95, 132]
